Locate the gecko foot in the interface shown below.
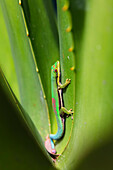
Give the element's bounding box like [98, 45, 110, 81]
[52, 149, 56, 154]
[58, 79, 71, 90]
[66, 78, 71, 84]
[45, 135, 58, 156]
[69, 108, 74, 114]
[66, 109, 74, 118]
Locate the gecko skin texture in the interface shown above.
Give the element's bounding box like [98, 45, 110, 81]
[50, 61, 73, 154]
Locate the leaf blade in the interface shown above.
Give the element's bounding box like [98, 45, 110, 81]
[22, 0, 60, 135]
[56, 0, 75, 154]
[0, 70, 54, 170]
[57, 0, 113, 169]
[0, 5, 20, 100]
[0, 0, 50, 140]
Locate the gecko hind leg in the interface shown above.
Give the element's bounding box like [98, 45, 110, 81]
[60, 107, 74, 117]
[50, 137, 56, 154]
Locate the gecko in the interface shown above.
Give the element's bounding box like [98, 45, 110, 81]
[49, 61, 74, 154]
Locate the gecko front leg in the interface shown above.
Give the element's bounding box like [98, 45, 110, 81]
[58, 79, 71, 90]
[58, 78, 74, 117]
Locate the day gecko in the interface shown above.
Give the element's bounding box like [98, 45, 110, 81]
[48, 61, 74, 154]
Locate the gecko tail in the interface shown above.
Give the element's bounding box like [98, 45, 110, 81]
[50, 126, 63, 141]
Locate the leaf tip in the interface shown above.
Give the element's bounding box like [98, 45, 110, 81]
[19, 0, 21, 5]
[66, 26, 72, 32]
[27, 32, 29, 37]
[68, 46, 74, 52]
[70, 66, 75, 71]
[36, 67, 39, 73]
[62, 1, 69, 11]
[44, 95, 46, 99]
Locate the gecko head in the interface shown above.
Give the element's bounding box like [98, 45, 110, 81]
[51, 61, 59, 78]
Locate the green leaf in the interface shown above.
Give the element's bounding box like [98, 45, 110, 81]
[56, 0, 113, 169]
[1, 0, 113, 169]
[22, 0, 59, 135]
[56, 0, 75, 154]
[0, 5, 20, 100]
[0, 0, 50, 140]
[0, 70, 54, 170]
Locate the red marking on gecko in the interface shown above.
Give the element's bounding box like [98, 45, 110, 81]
[52, 98, 57, 114]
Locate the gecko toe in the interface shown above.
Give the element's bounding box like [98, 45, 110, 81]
[71, 116, 73, 120]
[52, 149, 57, 154]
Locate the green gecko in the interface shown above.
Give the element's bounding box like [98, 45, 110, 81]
[48, 61, 74, 154]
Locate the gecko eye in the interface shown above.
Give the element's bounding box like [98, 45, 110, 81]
[55, 69, 57, 72]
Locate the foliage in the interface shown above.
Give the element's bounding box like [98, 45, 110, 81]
[0, 0, 113, 169]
